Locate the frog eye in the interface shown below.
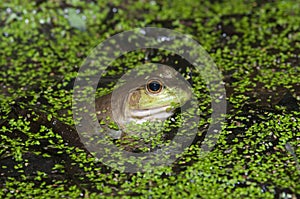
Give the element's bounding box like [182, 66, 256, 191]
[146, 79, 163, 94]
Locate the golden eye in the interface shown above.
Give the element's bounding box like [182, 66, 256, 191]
[146, 79, 163, 94]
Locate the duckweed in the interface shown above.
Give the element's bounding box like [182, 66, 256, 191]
[0, 0, 299, 198]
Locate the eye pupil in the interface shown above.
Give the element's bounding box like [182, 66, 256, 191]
[149, 81, 160, 91]
[147, 80, 163, 93]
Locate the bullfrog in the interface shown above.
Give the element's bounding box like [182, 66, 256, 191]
[4, 64, 193, 153]
[94, 64, 192, 144]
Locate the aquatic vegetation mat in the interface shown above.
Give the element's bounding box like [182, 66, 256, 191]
[0, 0, 299, 198]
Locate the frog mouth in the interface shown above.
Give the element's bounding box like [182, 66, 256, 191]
[128, 105, 176, 122]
